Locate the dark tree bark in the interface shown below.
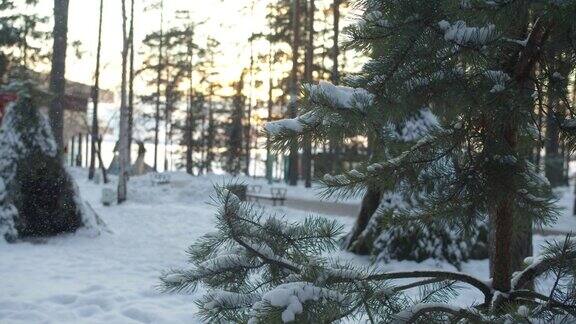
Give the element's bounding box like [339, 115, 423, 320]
[266, 45, 274, 184]
[331, 0, 340, 85]
[117, 0, 129, 203]
[69, 136, 75, 166]
[153, 0, 164, 171]
[330, 0, 342, 174]
[97, 136, 108, 183]
[205, 103, 215, 173]
[49, 0, 70, 155]
[76, 134, 83, 167]
[127, 0, 135, 165]
[488, 17, 549, 293]
[343, 187, 381, 254]
[89, 0, 104, 180]
[185, 25, 195, 175]
[245, 37, 254, 177]
[303, 0, 314, 188]
[545, 93, 563, 187]
[228, 71, 245, 175]
[287, 0, 300, 186]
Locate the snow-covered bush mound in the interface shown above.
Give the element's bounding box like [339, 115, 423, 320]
[373, 219, 488, 269]
[0, 82, 102, 242]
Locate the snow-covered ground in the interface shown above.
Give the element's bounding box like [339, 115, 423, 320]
[0, 169, 575, 323]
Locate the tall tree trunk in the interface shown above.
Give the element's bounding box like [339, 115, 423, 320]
[164, 67, 171, 172]
[76, 134, 83, 166]
[49, 0, 70, 155]
[489, 17, 548, 293]
[117, 0, 130, 203]
[153, 0, 164, 171]
[127, 0, 135, 166]
[186, 25, 195, 175]
[330, 0, 342, 174]
[266, 44, 274, 184]
[206, 100, 214, 173]
[489, 186, 515, 292]
[343, 187, 381, 254]
[70, 136, 75, 166]
[89, 0, 104, 180]
[199, 111, 207, 175]
[229, 72, 245, 175]
[288, 0, 301, 186]
[331, 0, 340, 86]
[245, 37, 254, 176]
[303, 0, 314, 188]
[545, 85, 563, 187]
[97, 136, 109, 183]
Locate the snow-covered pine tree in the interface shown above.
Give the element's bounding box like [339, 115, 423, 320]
[0, 81, 101, 242]
[162, 187, 576, 322]
[268, 0, 574, 292]
[162, 0, 576, 321]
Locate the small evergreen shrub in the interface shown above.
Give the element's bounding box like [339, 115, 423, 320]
[12, 149, 83, 237]
[0, 81, 101, 242]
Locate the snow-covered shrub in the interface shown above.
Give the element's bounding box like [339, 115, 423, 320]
[0, 81, 101, 242]
[372, 218, 488, 269]
[345, 181, 489, 269]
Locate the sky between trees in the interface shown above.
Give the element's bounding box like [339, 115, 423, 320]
[21, 0, 359, 102]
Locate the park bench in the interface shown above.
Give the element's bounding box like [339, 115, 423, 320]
[247, 186, 287, 206]
[151, 172, 171, 186]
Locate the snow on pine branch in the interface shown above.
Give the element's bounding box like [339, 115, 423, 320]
[264, 111, 320, 136]
[438, 20, 498, 47]
[484, 70, 511, 93]
[306, 80, 375, 112]
[249, 282, 347, 323]
[393, 302, 464, 323]
[202, 290, 261, 311]
[385, 108, 440, 142]
[265, 81, 373, 136]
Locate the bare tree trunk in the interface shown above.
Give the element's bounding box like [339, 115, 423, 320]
[164, 66, 171, 172]
[206, 100, 215, 173]
[186, 25, 195, 175]
[343, 187, 381, 254]
[49, 0, 70, 156]
[545, 85, 563, 187]
[330, 0, 342, 174]
[489, 17, 548, 293]
[153, 0, 164, 171]
[70, 136, 75, 166]
[490, 191, 515, 292]
[288, 0, 301, 186]
[89, 0, 104, 180]
[117, 0, 130, 203]
[303, 0, 314, 188]
[229, 72, 245, 175]
[331, 0, 340, 85]
[127, 0, 135, 166]
[266, 44, 274, 184]
[97, 136, 108, 183]
[245, 37, 254, 176]
[76, 134, 83, 166]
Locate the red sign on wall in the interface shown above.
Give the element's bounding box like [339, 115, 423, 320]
[0, 92, 18, 124]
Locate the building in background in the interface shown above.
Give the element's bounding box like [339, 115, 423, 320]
[0, 69, 114, 166]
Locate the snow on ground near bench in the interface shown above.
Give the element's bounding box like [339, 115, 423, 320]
[0, 169, 574, 323]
